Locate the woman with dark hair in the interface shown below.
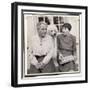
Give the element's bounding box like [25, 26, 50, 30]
[57, 23, 77, 72]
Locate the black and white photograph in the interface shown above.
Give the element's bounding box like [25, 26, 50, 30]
[11, 2, 88, 87]
[25, 15, 80, 76]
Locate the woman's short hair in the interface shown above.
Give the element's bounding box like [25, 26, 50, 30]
[37, 21, 47, 30]
[62, 23, 72, 31]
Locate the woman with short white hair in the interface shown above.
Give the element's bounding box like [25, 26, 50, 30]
[28, 21, 55, 74]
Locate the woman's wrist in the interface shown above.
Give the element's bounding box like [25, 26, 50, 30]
[39, 62, 45, 69]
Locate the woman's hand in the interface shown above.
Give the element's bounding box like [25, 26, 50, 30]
[59, 53, 64, 61]
[73, 56, 77, 61]
[35, 63, 41, 69]
[39, 62, 46, 69]
[35, 62, 45, 69]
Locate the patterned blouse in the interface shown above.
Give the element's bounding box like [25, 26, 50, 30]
[28, 34, 54, 66]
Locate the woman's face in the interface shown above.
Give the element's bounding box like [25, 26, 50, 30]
[62, 27, 70, 35]
[38, 24, 47, 38]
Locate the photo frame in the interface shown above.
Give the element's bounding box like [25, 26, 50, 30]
[11, 2, 88, 87]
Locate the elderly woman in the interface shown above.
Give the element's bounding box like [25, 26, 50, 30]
[28, 21, 55, 74]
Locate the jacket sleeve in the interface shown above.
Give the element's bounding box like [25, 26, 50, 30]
[57, 35, 61, 55]
[72, 36, 76, 55]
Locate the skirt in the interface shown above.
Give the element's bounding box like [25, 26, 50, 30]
[58, 61, 78, 72]
[28, 55, 55, 74]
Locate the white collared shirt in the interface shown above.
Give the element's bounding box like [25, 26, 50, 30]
[28, 34, 54, 66]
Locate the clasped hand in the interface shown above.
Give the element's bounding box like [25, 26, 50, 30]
[59, 53, 64, 61]
[35, 62, 45, 69]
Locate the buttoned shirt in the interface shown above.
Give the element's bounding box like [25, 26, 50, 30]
[28, 34, 54, 66]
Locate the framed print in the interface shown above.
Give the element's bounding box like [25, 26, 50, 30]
[11, 2, 88, 87]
